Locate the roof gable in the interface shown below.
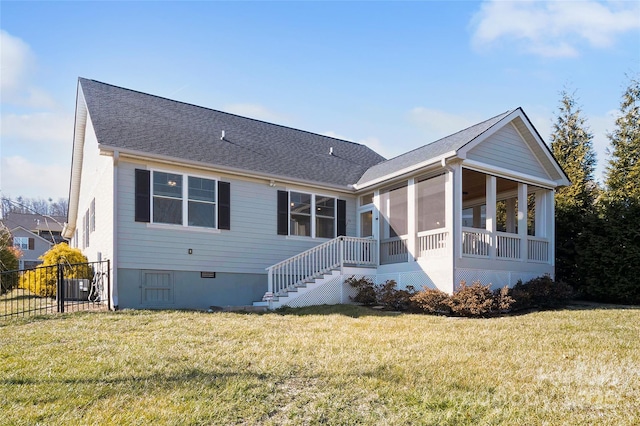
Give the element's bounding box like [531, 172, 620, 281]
[465, 122, 549, 180]
[356, 108, 570, 188]
[356, 110, 513, 186]
[79, 78, 385, 188]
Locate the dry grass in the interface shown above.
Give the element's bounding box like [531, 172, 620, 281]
[1, 304, 638, 425]
[0, 288, 57, 317]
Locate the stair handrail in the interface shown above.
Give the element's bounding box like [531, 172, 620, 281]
[266, 236, 377, 297]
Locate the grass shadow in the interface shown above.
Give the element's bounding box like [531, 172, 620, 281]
[269, 304, 401, 318]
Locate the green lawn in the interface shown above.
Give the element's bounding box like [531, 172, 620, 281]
[1, 305, 638, 425]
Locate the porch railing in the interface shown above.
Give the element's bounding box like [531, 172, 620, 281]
[528, 236, 549, 262]
[462, 227, 550, 263]
[496, 232, 520, 260]
[462, 228, 491, 257]
[417, 229, 448, 258]
[380, 236, 409, 265]
[266, 236, 377, 297]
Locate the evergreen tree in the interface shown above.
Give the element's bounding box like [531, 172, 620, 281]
[549, 90, 598, 291]
[585, 76, 640, 304]
[605, 76, 640, 202]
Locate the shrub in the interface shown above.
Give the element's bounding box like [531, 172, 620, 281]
[19, 243, 91, 297]
[346, 276, 377, 306]
[410, 287, 451, 315]
[493, 286, 516, 313]
[511, 275, 574, 310]
[376, 280, 416, 311]
[445, 281, 495, 317]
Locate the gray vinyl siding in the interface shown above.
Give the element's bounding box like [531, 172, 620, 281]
[116, 161, 357, 274]
[12, 228, 51, 266]
[467, 124, 550, 180]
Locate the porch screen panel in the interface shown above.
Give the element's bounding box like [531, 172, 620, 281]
[381, 185, 407, 238]
[416, 174, 446, 232]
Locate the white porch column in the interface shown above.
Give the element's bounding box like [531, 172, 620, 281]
[407, 178, 416, 262]
[452, 164, 463, 260]
[547, 190, 555, 268]
[518, 183, 528, 261]
[486, 175, 497, 259]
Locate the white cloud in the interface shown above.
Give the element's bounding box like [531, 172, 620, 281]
[1, 112, 72, 143]
[470, 0, 640, 57]
[223, 103, 283, 123]
[408, 107, 479, 139]
[0, 30, 57, 108]
[0, 155, 69, 200]
[0, 30, 34, 93]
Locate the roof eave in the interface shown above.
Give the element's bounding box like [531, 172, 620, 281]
[63, 80, 87, 239]
[353, 151, 457, 190]
[98, 144, 359, 194]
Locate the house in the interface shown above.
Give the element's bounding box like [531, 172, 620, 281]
[63, 78, 570, 310]
[1, 213, 66, 269]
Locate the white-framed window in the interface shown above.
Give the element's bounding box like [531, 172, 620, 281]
[14, 237, 29, 250]
[153, 171, 184, 225]
[289, 191, 336, 238]
[151, 171, 217, 229]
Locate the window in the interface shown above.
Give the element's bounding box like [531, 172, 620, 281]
[315, 196, 335, 238]
[278, 191, 345, 238]
[135, 169, 230, 230]
[90, 199, 96, 232]
[153, 172, 183, 225]
[360, 193, 374, 206]
[290, 192, 312, 237]
[14, 237, 29, 250]
[188, 177, 216, 228]
[84, 209, 90, 248]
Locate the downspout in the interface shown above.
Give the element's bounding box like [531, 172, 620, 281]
[112, 151, 119, 309]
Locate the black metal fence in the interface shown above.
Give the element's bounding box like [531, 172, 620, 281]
[0, 260, 110, 319]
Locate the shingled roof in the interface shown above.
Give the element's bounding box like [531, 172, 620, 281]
[79, 78, 386, 188]
[356, 109, 515, 185]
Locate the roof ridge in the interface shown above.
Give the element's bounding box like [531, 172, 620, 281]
[380, 108, 515, 164]
[78, 77, 374, 150]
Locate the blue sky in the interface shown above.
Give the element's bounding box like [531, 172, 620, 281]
[1, 1, 638, 201]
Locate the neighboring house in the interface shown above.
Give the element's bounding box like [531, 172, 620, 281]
[1, 213, 65, 269]
[63, 78, 570, 310]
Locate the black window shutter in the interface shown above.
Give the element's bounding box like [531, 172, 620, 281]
[135, 169, 151, 222]
[337, 199, 346, 236]
[277, 190, 289, 235]
[218, 181, 231, 230]
[28, 238, 34, 250]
